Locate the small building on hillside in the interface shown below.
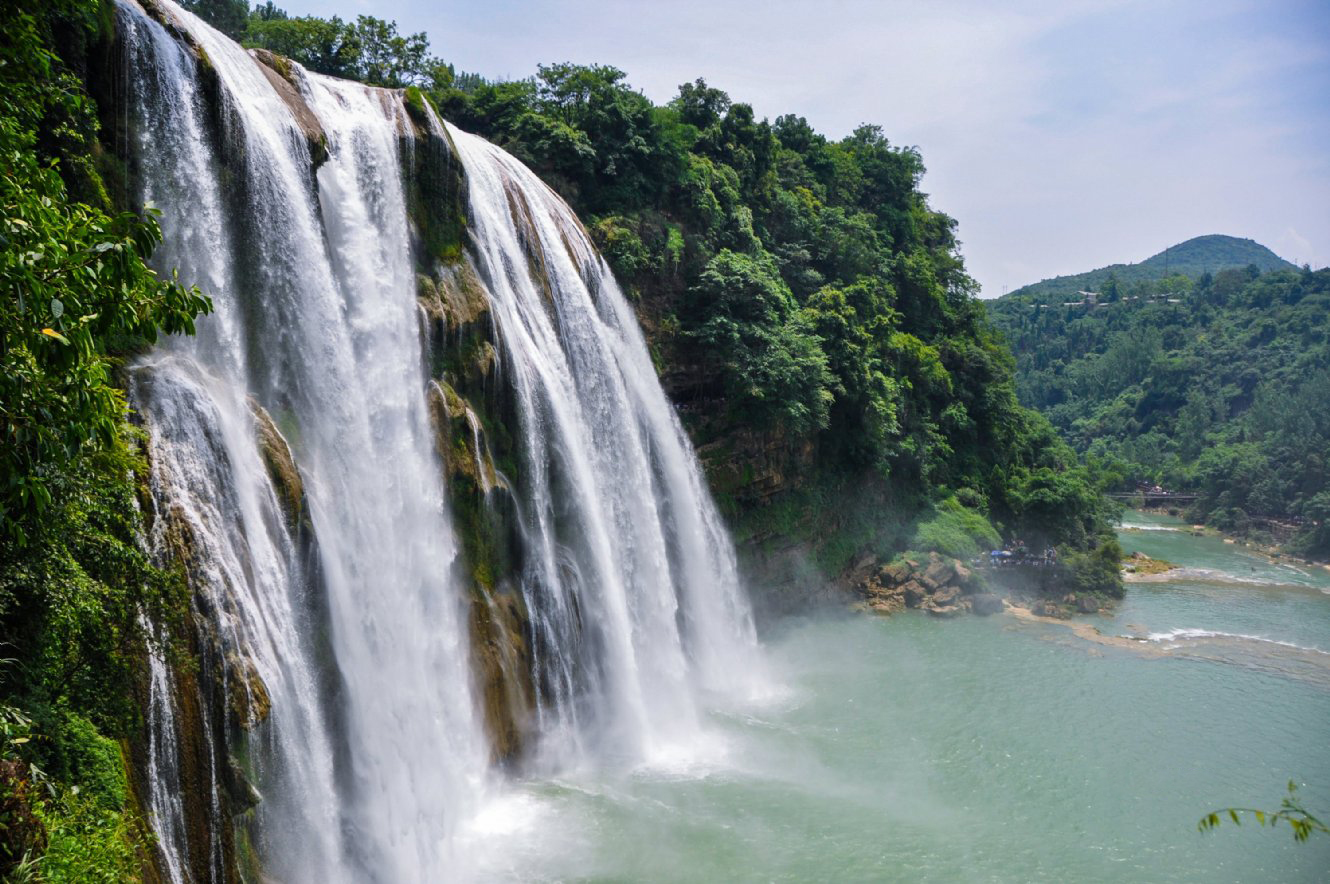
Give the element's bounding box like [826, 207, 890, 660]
[1063, 290, 1103, 308]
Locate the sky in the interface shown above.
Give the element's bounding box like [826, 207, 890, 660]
[279, 0, 1330, 296]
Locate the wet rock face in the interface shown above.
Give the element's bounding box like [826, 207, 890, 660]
[469, 590, 536, 765]
[970, 593, 1004, 616]
[225, 653, 272, 731]
[248, 398, 305, 530]
[248, 49, 328, 167]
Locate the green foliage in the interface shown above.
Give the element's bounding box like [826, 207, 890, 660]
[687, 250, 833, 434]
[910, 496, 1000, 559]
[990, 263, 1330, 557]
[1061, 536, 1126, 599]
[1, 71, 209, 538]
[34, 790, 139, 883]
[38, 714, 126, 811]
[0, 2, 207, 878]
[1199, 781, 1328, 843]
[243, 13, 442, 88]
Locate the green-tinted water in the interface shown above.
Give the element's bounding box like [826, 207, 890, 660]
[469, 512, 1330, 881]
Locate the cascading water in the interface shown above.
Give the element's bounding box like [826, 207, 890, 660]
[116, 1, 763, 879]
[444, 126, 761, 763]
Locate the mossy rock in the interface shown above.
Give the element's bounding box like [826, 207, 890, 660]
[403, 109, 468, 267]
[469, 588, 535, 765]
[417, 259, 490, 333]
[248, 397, 306, 531]
[224, 653, 272, 731]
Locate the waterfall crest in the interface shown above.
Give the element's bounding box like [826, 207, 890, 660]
[117, 1, 761, 879]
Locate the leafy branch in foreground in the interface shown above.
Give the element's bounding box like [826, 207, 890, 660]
[1199, 781, 1328, 842]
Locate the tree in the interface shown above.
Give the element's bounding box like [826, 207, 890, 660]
[181, 0, 249, 39]
[687, 250, 833, 434]
[673, 78, 730, 129]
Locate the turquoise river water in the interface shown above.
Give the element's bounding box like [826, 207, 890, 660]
[465, 511, 1330, 881]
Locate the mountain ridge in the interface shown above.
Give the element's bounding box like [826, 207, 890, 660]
[1001, 234, 1295, 302]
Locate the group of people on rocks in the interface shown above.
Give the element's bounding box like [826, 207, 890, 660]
[984, 540, 1057, 568]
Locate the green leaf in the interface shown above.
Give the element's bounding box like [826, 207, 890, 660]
[50, 297, 62, 318]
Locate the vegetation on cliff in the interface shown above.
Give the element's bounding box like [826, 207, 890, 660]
[0, 0, 209, 876]
[989, 250, 1330, 559]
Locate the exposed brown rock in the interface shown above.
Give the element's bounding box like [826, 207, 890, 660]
[879, 561, 911, 585]
[931, 585, 961, 607]
[469, 590, 535, 765]
[247, 398, 304, 529]
[225, 653, 272, 731]
[418, 260, 490, 333]
[953, 561, 977, 591]
[248, 49, 328, 167]
[922, 554, 955, 588]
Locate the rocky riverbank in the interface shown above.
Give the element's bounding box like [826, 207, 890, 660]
[848, 552, 1008, 618]
[1122, 551, 1178, 580]
[847, 549, 1126, 619]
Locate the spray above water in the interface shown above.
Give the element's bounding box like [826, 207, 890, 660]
[117, 0, 763, 879]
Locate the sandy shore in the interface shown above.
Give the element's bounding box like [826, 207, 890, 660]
[1004, 603, 1169, 656]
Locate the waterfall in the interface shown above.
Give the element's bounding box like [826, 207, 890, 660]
[116, 1, 762, 879]
[444, 127, 761, 762]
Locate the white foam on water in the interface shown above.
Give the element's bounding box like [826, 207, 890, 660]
[1141, 628, 1329, 656]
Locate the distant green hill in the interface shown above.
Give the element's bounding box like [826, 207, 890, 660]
[1005, 235, 1296, 303]
[987, 257, 1330, 559]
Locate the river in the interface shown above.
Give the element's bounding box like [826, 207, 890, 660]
[461, 510, 1330, 881]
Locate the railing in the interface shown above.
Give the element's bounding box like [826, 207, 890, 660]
[1105, 492, 1199, 504]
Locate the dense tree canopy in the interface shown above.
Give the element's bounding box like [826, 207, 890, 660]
[990, 264, 1330, 558]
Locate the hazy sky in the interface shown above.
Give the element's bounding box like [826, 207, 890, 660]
[280, 0, 1330, 296]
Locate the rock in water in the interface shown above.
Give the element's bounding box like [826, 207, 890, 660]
[971, 593, 1004, 616]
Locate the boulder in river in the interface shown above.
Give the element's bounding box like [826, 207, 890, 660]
[971, 593, 1004, 616]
